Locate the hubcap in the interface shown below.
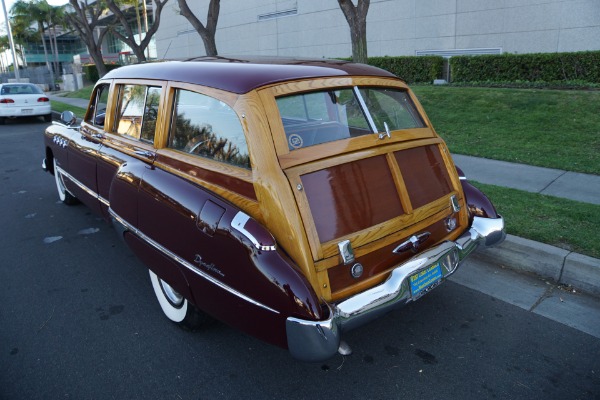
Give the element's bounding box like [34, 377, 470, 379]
[160, 279, 184, 308]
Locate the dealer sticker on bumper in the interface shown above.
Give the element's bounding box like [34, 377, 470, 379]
[410, 263, 442, 297]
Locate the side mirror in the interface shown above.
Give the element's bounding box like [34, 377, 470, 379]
[60, 111, 77, 126]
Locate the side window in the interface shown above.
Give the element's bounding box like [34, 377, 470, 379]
[114, 84, 160, 144]
[85, 83, 110, 128]
[168, 89, 250, 169]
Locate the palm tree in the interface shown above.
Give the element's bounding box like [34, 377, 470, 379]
[0, 36, 10, 73]
[10, 0, 55, 83]
[8, 15, 38, 68]
[45, 2, 66, 79]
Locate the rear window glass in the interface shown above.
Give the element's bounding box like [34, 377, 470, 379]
[276, 87, 425, 151]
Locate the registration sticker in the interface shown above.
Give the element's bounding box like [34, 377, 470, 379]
[409, 263, 442, 297]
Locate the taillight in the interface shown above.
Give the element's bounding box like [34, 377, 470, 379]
[38, 97, 50, 102]
[0, 98, 14, 104]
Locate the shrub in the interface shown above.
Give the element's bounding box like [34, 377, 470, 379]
[367, 56, 444, 83]
[450, 51, 600, 83]
[83, 64, 122, 82]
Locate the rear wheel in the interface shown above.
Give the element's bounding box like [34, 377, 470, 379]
[53, 158, 78, 205]
[149, 270, 210, 330]
[44, 114, 52, 122]
[0, 117, 5, 125]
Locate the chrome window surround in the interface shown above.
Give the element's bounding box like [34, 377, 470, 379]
[353, 86, 378, 134]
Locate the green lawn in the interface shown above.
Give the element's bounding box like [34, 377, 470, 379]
[50, 101, 87, 119]
[62, 85, 94, 100]
[473, 182, 600, 259]
[412, 86, 600, 175]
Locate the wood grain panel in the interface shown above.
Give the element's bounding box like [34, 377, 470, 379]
[395, 145, 453, 209]
[301, 155, 404, 243]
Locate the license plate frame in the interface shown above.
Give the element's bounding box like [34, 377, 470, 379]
[409, 263, 443, 298]
[21, 108, 33, 114]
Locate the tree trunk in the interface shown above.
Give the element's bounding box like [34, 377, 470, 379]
[51, 23, 60, 75]
[38, 24, 55, 85]
[350, 16, 368, 64]
[66, 0, 111, 79]
[177, 0, 220, 57]
[105, 0, 167, 63]
[337, 0, 370, 64]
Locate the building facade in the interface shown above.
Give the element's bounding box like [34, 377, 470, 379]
[156, 0, 600, 60]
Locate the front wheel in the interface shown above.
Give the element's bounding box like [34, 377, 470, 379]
[53, 158, 78, 205]
[149, 270, 210, 330]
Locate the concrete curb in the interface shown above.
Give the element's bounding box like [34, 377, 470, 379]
[471, 234, 600, 297]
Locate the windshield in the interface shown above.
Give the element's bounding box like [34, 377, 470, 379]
[276, 87, 426, 151]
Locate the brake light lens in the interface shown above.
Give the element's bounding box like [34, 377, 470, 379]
[38, 97, 50, 102]
[0, 98, 14, 104]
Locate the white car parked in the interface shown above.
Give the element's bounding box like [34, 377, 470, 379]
[0, 83, 52, 124]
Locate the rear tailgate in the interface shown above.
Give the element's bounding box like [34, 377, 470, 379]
[284, 138, 468, 301]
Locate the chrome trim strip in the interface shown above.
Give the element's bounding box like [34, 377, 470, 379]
[231, 211, 276, 251]
[56, 166, 101, 202]
[353, 86, 378, 134]
[56, 165, 110, 207]
[109, 209, 279, 314]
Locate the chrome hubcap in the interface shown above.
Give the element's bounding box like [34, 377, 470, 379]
[160, 279, 184, 308]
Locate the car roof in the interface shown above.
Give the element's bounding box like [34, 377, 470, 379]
[102, 56, 398, 94]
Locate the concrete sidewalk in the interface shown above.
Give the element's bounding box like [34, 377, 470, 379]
[453, 154, 600, 205]
[48, 94, 90, 109]
[48, 94, 600, 298]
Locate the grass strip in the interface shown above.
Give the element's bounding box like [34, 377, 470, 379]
[412, 86, 600, 175]
[50, 101, 87, 119]
[61, 86, 94, 100]
[472, 181, 600, 259]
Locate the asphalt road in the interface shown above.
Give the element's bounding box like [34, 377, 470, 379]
[1, 119, 599, 400]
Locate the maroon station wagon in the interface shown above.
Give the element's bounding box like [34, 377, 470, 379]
[42, 57, 505, 362]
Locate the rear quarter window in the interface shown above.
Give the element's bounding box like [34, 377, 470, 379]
[167, 89, 251, 169]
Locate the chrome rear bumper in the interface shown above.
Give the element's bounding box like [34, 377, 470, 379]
[286, 215, 506, 362]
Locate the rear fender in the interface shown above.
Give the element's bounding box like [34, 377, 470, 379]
[456, 166, 499, 219]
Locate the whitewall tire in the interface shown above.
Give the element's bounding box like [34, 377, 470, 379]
[149, 270, 210, 329]
[53, 158, 78, 205]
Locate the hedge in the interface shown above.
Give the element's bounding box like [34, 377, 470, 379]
[367, 56, 444, 83]
[83, 64, 122, 82]
[450, 51, 600, 83]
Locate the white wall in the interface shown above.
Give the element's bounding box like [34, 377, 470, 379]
[155, 0, 600, 60]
